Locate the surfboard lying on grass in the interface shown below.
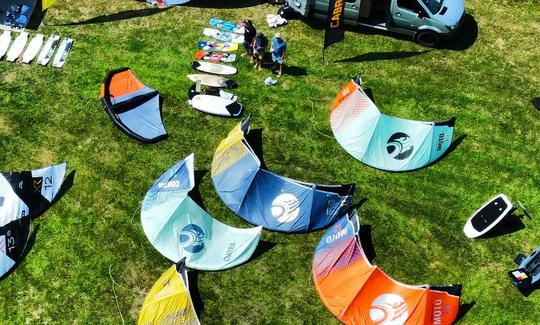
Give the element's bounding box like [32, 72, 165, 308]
[52, 37, 73, 68]
[203, 28, 244, 44]
[209, 17, 244, 34]
[198, 40, 238, 52]
[22, 33, 44, 63]
[6, 32, 28, 62]
[37, 34, 60, 66]
[188, 84, 243, 118]
[195, 50, 236, 63]
[187, 74, 237, 88]
[0, 30, 12, 59]
[191, 61, 237, 75]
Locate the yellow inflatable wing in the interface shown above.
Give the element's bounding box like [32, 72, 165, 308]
[139, 262, 200, 325]
[42, 0, 56, 10]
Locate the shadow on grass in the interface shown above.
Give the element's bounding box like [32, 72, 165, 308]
[423, 133, 466, 170]
[54, 7, 173, 26]
[250, 240, 277, 262]
[298, 13, 477, 51]
[533, 97, 540, 111]
[187, 270, 205, 318]
[0, 224, 40, 281]
[258, 53, 308, 77]
[335, 50, 431, 63]
[454, 301, 475, 323]
[244, 128, 267, 169]
[180, 0, 267, 8]
[478, 213, 527, 239]
[189, 169, 209, 210]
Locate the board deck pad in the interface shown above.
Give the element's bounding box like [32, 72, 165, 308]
[0, 30, 12, 58]
[197, 40, 238, 52]
[22, 33, 44, 63]
[195, 50, 236, 63]
[186, 74, 237, 88]
[203, 28, 244, 44]
[208, 17, 244, 34]
[191, 61, 237, 75]
[6, 31, 28, 61]
[37, 34, 60, 66]
[52, 38, 73, 68]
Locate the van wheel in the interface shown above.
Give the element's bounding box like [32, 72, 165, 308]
[415, 30, 441, 47]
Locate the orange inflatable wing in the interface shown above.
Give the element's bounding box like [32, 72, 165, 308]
[313, 210, 461, 325]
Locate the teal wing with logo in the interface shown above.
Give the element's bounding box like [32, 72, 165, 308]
[330, 79, 455, 171]
[141, 154, 262, 271]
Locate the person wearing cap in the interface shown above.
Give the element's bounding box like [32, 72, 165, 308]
[252, 32, 268, 71]
[270, 32, 286, 77]
[241, 19, 256, 62]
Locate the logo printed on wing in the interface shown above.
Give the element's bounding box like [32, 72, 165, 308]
[271, 193, 300, 223]
[179, 224, 205, 253]
[158, 180, 181, 189]
[370, 294, 409, 325]
[386, 132, 414, 160]
[436, 133, 449, 151]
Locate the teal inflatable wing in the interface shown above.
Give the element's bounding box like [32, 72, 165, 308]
[141, 154, 262, 271]
[330, 77, 455, 171]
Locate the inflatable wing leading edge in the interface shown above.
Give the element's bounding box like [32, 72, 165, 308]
[100, 67, 168, 144]
[139, 261, 200, 325]
[1, 163, 68, 278]
[313, 210, 461, 325]
[141, 154, 262, 271]
[330, 77, 455, 171]
[211, 118, 355, 233]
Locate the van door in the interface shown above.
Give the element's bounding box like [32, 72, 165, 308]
[391, 0, 427, 30]
[287, 0, 309, 16]
[344, 0, 361, 22]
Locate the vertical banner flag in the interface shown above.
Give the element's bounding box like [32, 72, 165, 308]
[324, 0, 346, 52]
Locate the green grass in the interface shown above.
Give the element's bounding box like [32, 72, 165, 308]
[0, 0, 539, 323]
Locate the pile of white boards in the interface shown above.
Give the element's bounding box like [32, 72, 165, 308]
[0, 30, 73, 68]
[188, 17, 244, 118]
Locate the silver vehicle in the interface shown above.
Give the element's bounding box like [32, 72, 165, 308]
[283, 0, 465, 47]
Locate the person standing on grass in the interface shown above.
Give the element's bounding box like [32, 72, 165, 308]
[270, 32, 286, 77]
[252, 32, 268, 71]
[241, 19, 256, 63]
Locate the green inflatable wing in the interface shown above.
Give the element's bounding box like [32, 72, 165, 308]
[141, 154, 262, 271]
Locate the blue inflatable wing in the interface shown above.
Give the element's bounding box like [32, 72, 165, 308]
[211, 118, 355, 233]
[330, 78, 455, 171]
[141, 154, 262, 271]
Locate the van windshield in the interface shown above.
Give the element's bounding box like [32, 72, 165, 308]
[420, 0, 443, 14]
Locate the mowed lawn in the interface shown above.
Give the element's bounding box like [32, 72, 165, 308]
[0, 0, 538, 323]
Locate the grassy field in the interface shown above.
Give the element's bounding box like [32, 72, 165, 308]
[0, 0, 539, 323]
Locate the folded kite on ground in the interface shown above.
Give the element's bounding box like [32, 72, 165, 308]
[330, 76, 455, 171]
[138, 260, 200, 325]
[313, 209, 462, 324]
[211, 118, 355, 233]
[100, 67, 168, 144]
[141, 154, 262, 271]
[0, 163, 71, 279]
